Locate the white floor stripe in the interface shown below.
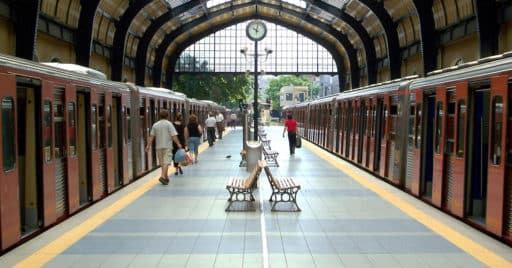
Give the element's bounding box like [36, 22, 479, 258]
[259, 185, 269, 268]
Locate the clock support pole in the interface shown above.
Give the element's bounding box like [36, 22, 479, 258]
[253, 40, 259, 141]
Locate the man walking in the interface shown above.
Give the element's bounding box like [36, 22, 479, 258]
[230, 112, 237, 129]
[215, 110, 224, 139]
[145, 110, 182, 185]
[205, 113, 217, 147]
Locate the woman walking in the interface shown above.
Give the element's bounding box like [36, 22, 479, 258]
[186, 114, 203, 164]
[282, 114, 297, 155]
[172, 113, 187, 175]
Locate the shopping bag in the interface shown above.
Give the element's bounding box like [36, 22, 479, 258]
[174, 149, 186, 163]
[295, 135, 302, 148]
[182, 152, 193, 166]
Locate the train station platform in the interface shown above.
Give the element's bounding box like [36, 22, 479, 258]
[1, 126, 511, 268]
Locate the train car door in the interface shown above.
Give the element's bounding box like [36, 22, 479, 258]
[111, 95, 122, 190]
[339, 101, 345, 156]
[345, 101, 352, 158]
[149, 98, 157, 168]
[366, 98, 374, 169]
[411, 90, 423, 196]
[65, 85, 79, 213]
[139, 97, 147, 174]
[405, 94, 416, 191]
[104, 93, 116, 193]
[52, 87, 68, 220]
[357, 99, 367, 164]
[485, 76, 508, 235]
[442, 90, 456, 211]
[77, 90, 92, 206]
[124, 96, 133, 183]
[387, 95, 401, 184]
[96, 94, 107, 199]
[466, 84, 490, 225]
[421, 93, 436, 200]
[450, 83, 469, 217]
[41, 81, 57, 226]
[351, 99, 359, 161]
[17, 76, 44, 235]
[373, 97, 383, 173]
[0, 73, 21, 248]
[432, 86, 447, 207]
[89, 91, 103, 201]
[335, 101, 342, 155]
[378, 96, 388, 177]
[505, 82, 512, 241]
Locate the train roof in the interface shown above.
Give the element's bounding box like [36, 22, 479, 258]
[42, 62, 107, 80]
[135, 86, 187, 100]
[0, 53, 129, 90]
[410, 52, 512, 90]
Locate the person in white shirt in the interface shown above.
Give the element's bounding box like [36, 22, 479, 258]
[145, 110, 182, 185]
[205, 113, 217, 147]
[215, 111, 225, 139]
[230, 112, 237, 129]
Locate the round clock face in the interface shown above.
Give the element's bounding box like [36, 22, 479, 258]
[246, 20, 267, 41]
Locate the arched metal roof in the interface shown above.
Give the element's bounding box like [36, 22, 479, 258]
[11, 0, 511, 90]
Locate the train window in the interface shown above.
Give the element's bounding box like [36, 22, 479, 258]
[91, 105, 97, 150]
[435, 102, 443, 154]
[44, 100, 53, 162]
[390, 105, 398, 115]
[126, 107, 132, 142]
[456, 100, 466, 158]
[68, 102, 76, 156]
[408, 104, 415, 146]
[490, 96, 503, 165]
[381, 104, 387, 140]
[2, 97, 15, 171]
[107, 105, 112, 148]
[415, 104, 422, 149]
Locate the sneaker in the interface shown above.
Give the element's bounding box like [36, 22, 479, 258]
[174, 172, 179, 176]
[159, 177, 169, 185]
[179, 167, 183, 174]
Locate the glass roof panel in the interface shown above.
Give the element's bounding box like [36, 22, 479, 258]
[321, 0, 349, 9]
[283, 0, 307, 8]
[206, 0, 231, 8]
[165, 0, 191, 9]
[176, 20, 337, 74]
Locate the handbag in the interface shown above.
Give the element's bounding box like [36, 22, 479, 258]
[174, 149, 186, 163]
[295, 135, 302, 148]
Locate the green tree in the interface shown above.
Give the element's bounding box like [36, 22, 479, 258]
[265, 75, 311, 110]
[172, 73, 251, 109]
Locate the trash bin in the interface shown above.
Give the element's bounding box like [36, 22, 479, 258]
[246, 141, 262, 172]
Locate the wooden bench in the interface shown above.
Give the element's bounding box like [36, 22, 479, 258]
[262, 146, 279, 167]
[239, 149, 247, 167]
[262, 163, 301, 212]
[225, 160, 263, 211]
[258, 134, 271, 150]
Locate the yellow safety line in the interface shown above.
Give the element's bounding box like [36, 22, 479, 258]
[15, 141, 211, 268]
[303, 140, 511, 267]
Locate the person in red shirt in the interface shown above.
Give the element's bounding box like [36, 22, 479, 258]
[282, 114, 298, 155]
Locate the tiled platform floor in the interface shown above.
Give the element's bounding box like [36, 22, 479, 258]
[1, 126, 511, 267]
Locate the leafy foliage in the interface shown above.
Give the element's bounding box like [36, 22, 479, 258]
[172, 73, 252, 109]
